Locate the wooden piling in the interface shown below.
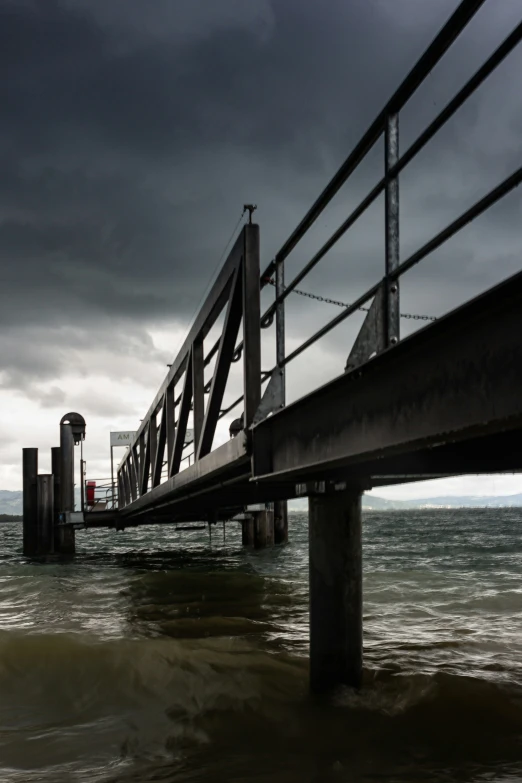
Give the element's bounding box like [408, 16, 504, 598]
[309, 486, 363, 693]
[22, 448, 38, 556]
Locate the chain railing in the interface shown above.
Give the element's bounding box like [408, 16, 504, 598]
[264, 278, 437, 322]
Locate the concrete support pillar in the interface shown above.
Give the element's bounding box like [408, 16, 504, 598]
[36, 474, 54, 556]
[242, 515, 254, 546]
[22, 448, 38, 556]
[253, 509, 274, 548]
[309, 486, 363, 693]
[58, 426, 76, 554]
[274, 500, 288, 544]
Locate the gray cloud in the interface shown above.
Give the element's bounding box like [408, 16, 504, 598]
[1, 0, 521, 411]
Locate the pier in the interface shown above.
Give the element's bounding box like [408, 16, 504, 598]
[21, 0, 522, 693]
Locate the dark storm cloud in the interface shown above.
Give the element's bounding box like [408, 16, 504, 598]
[1, 0, 521, 397]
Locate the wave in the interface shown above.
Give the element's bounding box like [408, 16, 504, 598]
[2, 632, 522, 782]
[1, 631, 522, 728]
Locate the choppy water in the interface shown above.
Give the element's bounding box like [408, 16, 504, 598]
[1, 509, 522, 782]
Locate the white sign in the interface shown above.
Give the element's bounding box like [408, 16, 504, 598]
[110, 431, 136, 447]
[184, 429, 194, 445]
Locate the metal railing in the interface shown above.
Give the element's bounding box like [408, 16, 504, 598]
[117, 224, 262, 508]
[84, 478, 117, 512]
[117, 0, 522, 509]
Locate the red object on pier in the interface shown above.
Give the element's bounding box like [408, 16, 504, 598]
[86, 481, 96, 506]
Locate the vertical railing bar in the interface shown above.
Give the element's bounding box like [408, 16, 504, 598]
[132, 443, 140, 496]
[117, 473, 125, 509]
[384, 113, 400, 347]
[170, 352, 193, 477]
[152, 396, 167, 488]
[242, 223, 261, 428]
[275, 256, 286, 409]
[122, 462, 132, 507]
[140, 423, 151, 496]
[192, 339, 205, 452]
[148, 414, 157, 491]
[166, 382, 176, 470]
[197, 255, 244, 459]
[128, 453, 138, 501]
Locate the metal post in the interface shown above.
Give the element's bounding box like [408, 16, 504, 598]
[36, 474, 54, 556]
[110, 445, 115, 508]
[192, 338, 205, 453]
[118, 473, 125, 509]
[274, 500, 288, 544]
[51, 447, 61, 551]
[385, 113, 400, 347]
[51, 447, 61, 511]
[242, 223, 262, 428]
[80, 458, 85, 513]
[309, 485, 363, 693]
[59, 423, 75, 513]
[58, 424, 76, 554]
[22, 448, 38, 556]
[273, 256, 289, 544]
[275, 256, 286, 405]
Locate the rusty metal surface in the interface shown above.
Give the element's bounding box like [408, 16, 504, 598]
[253, 270, 522, 481]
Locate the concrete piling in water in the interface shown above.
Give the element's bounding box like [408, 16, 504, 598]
[242, 508, 276, 548]
[36, 475, 54, 556]
[274, 500, 288, 544]
[22, 448, 38, 557]
[308, 485, 363, 693]
[242, 515, 255, 546]
[253, 509, 274, 548]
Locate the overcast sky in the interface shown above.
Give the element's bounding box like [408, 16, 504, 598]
[1, 0, 521, 499]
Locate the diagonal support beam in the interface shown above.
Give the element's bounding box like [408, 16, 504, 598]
[345, 284, 386, 371]
[197, 260, 244, 460]
[140, 423, 151, 496]
[170, 351, 193, 477]
[152, 395, 167, 488]
[128, 453, 138, 501]
[132, 443, 140, 495]
[252, 368, 284, 426]
[122, 462, 132, 506]
[117, 472, 125, 509]
[192, 338, 205, 453]
[166, 382, 176, 470]
[149, 413, 157, 488]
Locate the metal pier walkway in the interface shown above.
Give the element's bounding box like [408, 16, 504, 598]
[22, 0, 522, 692]
[112, 0, 522, 526]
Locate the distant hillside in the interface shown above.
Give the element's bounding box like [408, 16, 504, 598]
[407, 493, 522, 508]
[2, 488, 522, 516]
[291, 493, 522, 511]
[0, 490, 22, 515]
